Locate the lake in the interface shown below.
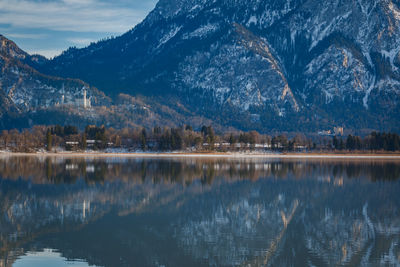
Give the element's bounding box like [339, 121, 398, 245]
[0, 156, 399, 266]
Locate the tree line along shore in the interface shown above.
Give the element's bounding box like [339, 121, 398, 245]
[0, 125, 399, 153]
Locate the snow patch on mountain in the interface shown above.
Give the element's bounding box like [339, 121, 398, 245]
[246, 16, 258, 26]
[309, 10, 352, 51]
[177, 42, 288, 111]
[158, 25, 183, 48]
[381, 47, 400, 71]
[182, 23, 219, 39]
[305, 45, 374, 105]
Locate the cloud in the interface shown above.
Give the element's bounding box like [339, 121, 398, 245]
[0, 0, 157, 58]
[0, 0, 154, 33]
[62, 0, 96, 5]
[5, 33, 47, 39]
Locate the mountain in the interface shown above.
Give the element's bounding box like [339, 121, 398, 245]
[0, 35, 110, 129]
[29, 0, 400, 133]
[0, 34, 232, 131]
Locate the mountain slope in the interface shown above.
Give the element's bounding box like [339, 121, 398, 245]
[0, 35, 233, 131]
[0, 35, 108, 114]
[33, 0, 400, 132]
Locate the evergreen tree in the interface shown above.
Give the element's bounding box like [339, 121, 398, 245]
[333, 136, 339, 150]
[171, 128, 183, 150]
[346, 135, 354, 150]
[153, 126, 161, 135]
[354, 136, 362, 150]
[288, 140, 295, 151]
[207, 126, 215, 144]
[229, 134, 236, 145]
[46, 129, 52, 151]
[339, 139, 345, 150]
[140, 128, 147, 151]
[239, 133, 246, 144]
[81, 133, 87, 151]
[201, 126, 208, 137]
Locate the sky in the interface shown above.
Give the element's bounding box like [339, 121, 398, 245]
[0, 0, 158, 58]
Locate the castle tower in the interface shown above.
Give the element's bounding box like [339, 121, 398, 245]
[83, 89, 87, 109]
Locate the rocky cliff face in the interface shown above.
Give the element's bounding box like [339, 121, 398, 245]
[20, 1, 400, 131]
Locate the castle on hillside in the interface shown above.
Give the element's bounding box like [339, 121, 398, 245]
[59, 88, 91, 109]
[73, 89, 91, 108]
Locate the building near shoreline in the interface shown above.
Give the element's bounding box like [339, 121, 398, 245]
[318, 130, 331, 136]
[334, 127, 344, 136]
[318, 126, 344, 136]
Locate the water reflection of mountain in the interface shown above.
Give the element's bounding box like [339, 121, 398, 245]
[0, 157, 399, 266]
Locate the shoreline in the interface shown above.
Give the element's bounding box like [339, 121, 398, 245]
[1, 151, 400, 159]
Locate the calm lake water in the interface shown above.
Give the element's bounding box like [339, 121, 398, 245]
[0, 156, 399, 267]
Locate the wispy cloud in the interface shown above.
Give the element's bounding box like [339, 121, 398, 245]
[6, 33, 47, 39]
[0, 0, 157, 58]
[0, 0, 154, 33]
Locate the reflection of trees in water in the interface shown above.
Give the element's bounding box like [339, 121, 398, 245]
[84, 161, 107, 184]
[0, 157, 399, 186]
[368, 163, 400, 181]
[313, 161, 400, 181]
[0, 157, 399, 267]
[46, 158, 82, 184]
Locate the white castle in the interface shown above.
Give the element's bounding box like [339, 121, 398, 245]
[74, 89, 91, 108]
[60, 87, 91, 109]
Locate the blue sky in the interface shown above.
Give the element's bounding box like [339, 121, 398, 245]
[0, 0, 158, 58]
